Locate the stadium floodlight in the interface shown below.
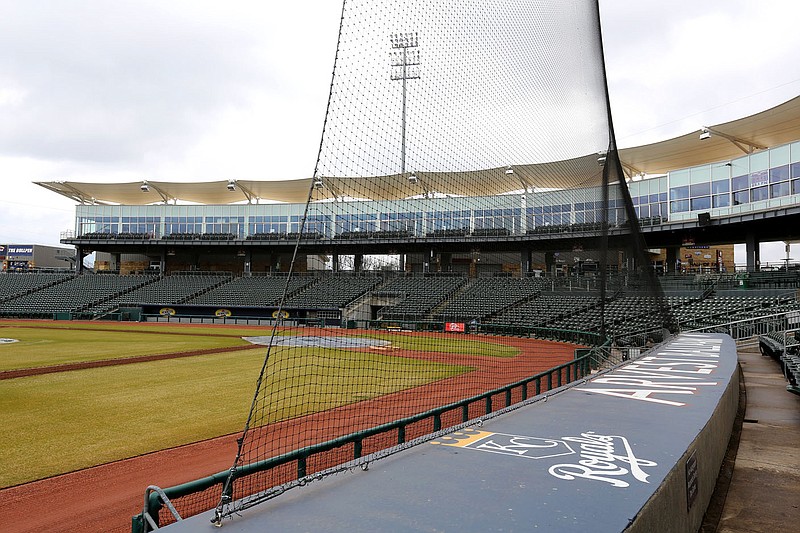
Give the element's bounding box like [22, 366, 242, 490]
[505, 165, 514, 175]
[408, 173, 418, 184]
[313, 177, 324, 190]
[140, 181, 150, 193]
[699, 128, 711, 141]
[227, 180, 236, 192]
[597, 151, 607, 166]
[390, 32, 421, 174]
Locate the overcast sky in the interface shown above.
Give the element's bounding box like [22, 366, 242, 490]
[1, 0, 798, 263]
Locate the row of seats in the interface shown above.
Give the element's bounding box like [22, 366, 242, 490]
[433, 277, 546, 322]
[333, 230, 413, 240]
[245, 232, 325, 241]
[485, 294, 599, 328]
[80, 232, 152, 240]
[0, 273, 158, 314]
[185, 276, 315, 307]
[0, 272, 73, 301]
[378, 276, 466, 319]
[284, 276, 382, 310]
[2, 274, 799, 338]
[759, 332, 800, 396]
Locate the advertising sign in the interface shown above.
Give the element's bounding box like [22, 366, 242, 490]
[446, 322, 465, 333]
[7, 245, 33, 256]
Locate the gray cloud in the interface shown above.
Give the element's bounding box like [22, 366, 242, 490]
[0, 0, 270, 163]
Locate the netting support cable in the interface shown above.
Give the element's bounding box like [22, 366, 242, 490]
[594, 0, 676, 336]
[212, 1, 349, 524]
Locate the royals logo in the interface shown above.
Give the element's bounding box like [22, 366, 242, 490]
[432, 429, 656, 488]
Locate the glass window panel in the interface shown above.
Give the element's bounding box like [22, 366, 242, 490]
[730, 157, 749, 176]
[711, 180, 730, 194]
[690, 196, 711, 211]
[750, 186, 769, 202]
[770, 182, 790, 198]
[770, 144, 790, 167]
[712, 194, 730, 208]
[669, 186, 690, 200]
[733, 191, 749, 205]
[639, 205, 649, 217]
[670, 169, 690, 186]
[690, 182, 711, 197]
[793, 179, 800, 195]
[670, 200, 690, 213]
[750, 151, 769, 172]
[659, 192, 667, 202]
[731, 175, 749, 191]
[792, 162, 800, 179]
[690, 165, 711, 183]
[711, 164, 730, 180]
[648, 194, 659, 204]
[749, 170, 769, 188]
[770, 165, 790, 183]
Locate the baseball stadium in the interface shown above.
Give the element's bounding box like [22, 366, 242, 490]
[1, 1, 799, 532]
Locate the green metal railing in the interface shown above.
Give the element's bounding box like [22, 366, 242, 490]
[132, 338, 613, 532]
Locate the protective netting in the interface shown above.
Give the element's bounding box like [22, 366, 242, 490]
[207, 0, 672, 523]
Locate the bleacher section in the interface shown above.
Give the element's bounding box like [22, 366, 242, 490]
[378, 275, 466, 320]
[185, 275, 315, 307]
[433, 276, 544, 322]
[673, 295, 800, 330]
[111, 273, 231, 307]
[2, 272, 799, 350]
[284, 275, 381, 310]
[759, 331, 800, 396]
[485, 294, 598, 328]
[0, 272, 73, 302]
[0, 273, 158, 316]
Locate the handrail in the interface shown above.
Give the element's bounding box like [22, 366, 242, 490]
[684, 309, 800, 337]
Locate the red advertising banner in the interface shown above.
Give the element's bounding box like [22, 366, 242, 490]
[446, 322, 465, 333]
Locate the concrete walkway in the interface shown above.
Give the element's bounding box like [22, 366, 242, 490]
[714, 339, 800, 532]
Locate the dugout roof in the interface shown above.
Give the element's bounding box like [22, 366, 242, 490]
[36, 95, 800, 205]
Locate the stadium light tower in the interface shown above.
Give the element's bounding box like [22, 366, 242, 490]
[390, 32, 420, 174]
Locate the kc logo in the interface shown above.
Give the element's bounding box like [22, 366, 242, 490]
[432, 429, 657, 488]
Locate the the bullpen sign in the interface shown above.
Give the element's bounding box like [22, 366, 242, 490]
[446, 322, 465, 333]
[7, 245, 33, 256]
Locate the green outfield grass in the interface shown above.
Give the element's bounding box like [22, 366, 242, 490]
[0, 331, 473, 488]
[0, 320, 517, 370]
[0, 326, 248, 371]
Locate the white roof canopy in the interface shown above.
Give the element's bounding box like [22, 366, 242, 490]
[36, 95, 800, 205]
